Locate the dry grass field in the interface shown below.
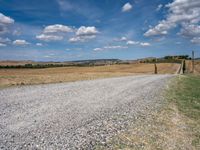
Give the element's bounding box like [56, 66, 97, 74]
[186, 60, 200, 74]
[0, 63, 179, 88]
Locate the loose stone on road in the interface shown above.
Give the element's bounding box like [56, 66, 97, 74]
[0, 75, 173, 149]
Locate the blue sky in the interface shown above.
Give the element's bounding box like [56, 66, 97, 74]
[0, 0, 199, 61]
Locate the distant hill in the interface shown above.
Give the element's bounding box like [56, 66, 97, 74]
[0, 55, 191, 69]
[0, 59, 132, 69]
[0, 60, 35, 66]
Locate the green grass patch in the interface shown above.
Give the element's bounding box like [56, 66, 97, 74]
[169, 75, 200, 120]
[168, 75, 200, 147]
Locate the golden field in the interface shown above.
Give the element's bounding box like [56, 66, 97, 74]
[0, 63, 179, 88]
[186, 60, 200, 74]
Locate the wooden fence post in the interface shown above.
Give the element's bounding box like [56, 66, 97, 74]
[183, 59, 186, 74]
[154, 63, 157, 74]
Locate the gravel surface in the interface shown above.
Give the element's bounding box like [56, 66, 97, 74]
[0, 75, 173, 149]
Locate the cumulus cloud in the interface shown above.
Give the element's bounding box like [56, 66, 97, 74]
[0, 13, 14, 24]
[36, 24, 74, 42]
[36, 34, 63, 41]
[43, 24, 73, 33]
[0, 13, 14, 34]
[122, 3, 132, 12]
[144, 20, 173, 36]
[13, 40, 30, 46]
[144, 0, 200, 44]
[69, 26, 99, 43]
[179, 23, 200, 37]
[37, 25, 99, 43]
[76, 26, 99, 36]
[68, 37, 81, 43]
[140, 42, 151, 46]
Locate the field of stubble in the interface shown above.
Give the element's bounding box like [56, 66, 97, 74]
[0, 63, 179, 88]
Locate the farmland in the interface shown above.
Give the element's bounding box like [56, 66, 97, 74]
[0, 63, 179, 88]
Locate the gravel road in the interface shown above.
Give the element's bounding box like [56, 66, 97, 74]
[0, 75, 173, 149]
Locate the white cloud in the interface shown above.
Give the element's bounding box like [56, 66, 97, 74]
[140, 42, 151, 46]
[93, 45, 128, 51]
[36, 43, 43, 46]
[114, 36, 128, 42]
[179, 23, 200, 37]
[93, 48, 103, 51]
[13, 40, 30, 46]
[37, 25, 99, 43]
[0, 13, 14, 24]
[127, 40, 139, 45]
[0, 13, 14, 35]
[156, 4, 163, 11]
[69, 26, 99, 43]
[43, 24, 73, 33]
[120, 37, 127, 41]
[144, 20, 173, 36]
[36, 34, 63, 41]
[0, 43, 6, 47]
[76, 26, 99, 36]
[122, 3, 132, 12]
[68, 37, 81, 43]
[69, 35, 96, 43]
[0, 37, 11, 43]
[104, 45, 128, 49]
[36, 24, 74, 42]
[115, 37, 150, 47]
[144, 0, 200, 44]
[191, 37, 200, 44]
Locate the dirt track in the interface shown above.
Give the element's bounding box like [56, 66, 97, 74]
[0, 75, 173, 149]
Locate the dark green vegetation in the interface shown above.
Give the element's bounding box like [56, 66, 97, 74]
[164, 55, 191, 60]
[139, 55, 191, 63]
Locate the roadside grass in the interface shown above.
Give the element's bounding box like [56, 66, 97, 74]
[96, 75, 200, 149]
[171, 75, 200, 119]
[168, 75, 200, 147]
